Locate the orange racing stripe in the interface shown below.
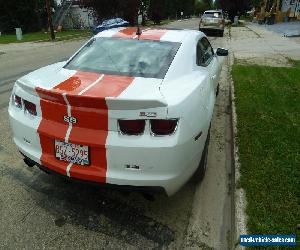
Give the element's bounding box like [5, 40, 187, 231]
[36, 88, 70, 175]
[113, 27, 137, 39]
[37, 71, 135, 184]
[113, 27, 167, 40]
[36, 71, 102, 176]
[139, 29, 167, 40]
[67, 75, 135, 183]
[53, 71, 100, 94]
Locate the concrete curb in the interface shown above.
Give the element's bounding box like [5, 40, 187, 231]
[228, 52, 248, 250]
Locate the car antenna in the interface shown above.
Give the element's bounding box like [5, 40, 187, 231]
[136, 14, 142, 39]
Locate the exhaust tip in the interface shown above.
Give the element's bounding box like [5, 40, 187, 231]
[23, 158, 35, 168]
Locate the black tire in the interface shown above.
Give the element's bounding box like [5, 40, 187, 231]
[216, 84, 220, 97]
[192, 128, 210, 182]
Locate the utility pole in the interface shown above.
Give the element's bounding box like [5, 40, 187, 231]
[46, 0, 55, 40]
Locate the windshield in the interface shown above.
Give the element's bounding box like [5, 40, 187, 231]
[203, 12, 222, 18]
[64, 37, 181, 79]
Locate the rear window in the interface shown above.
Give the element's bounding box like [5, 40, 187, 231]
[65, 37, 181, 79]
[203, 12, 222, 18]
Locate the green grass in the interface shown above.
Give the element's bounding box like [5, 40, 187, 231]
[232, 61, 300, 248]
[0, 30, 92, 44]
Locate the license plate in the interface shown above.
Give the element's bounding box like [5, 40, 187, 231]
[55, 140, 89, 166]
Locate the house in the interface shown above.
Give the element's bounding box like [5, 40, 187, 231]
[54, 0, 97, 29]
[281, 0, 300, 19]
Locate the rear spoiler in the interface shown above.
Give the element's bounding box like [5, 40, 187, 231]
[106, 97, 168, 110]
[16, 80, 168, 110]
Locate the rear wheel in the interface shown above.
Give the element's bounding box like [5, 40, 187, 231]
[192, 127, 210, 182]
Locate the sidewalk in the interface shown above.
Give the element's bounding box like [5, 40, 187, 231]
[254, 21, 300, 37]
[229, 23, 300, 67]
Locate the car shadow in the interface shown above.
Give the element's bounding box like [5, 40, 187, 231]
[2, 163, 175, 248]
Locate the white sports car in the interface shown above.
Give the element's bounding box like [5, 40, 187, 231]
[9, 28, 228, 196]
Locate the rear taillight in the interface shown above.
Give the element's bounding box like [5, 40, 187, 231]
[118, 120, 145, 135]
[151, 119, 178, 136]
[14, 95, 22, 109]
[24, 100, 37, 116]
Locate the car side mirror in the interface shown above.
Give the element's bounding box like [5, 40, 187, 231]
[216, 48, 229, 56]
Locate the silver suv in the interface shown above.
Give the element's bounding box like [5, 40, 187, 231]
[199, 10, 225, 37]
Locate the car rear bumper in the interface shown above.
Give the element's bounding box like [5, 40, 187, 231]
[200, 27, 224, 32]
[22, 152, 167, 195]
[199, 27, 224, 36]
[9, 106, 207, 196]
[16, 134, 203, 196]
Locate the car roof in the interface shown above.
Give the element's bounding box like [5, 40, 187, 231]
[102, 18, 122, 24]
[94, 27, 202, 43]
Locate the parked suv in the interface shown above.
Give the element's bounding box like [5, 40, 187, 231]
[199, 10, 225, 37]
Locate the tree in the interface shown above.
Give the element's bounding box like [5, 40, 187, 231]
[250, 0, 264, 7]
[195, 0, 213, 15]
[140, 0, 150, 25]
[79, 0, 140, 24]
[165, 0, 198, 19]
[218, 0, 250, 21]
[79, 0, 197, 25]
[148, 0, 165, 24]
[122, 0, 139, 25]
[79, 0, 121, 22]
[181, 0, 196, 17]
[0, 0, 55, 33]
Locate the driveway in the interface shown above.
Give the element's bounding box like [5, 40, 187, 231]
[228, 23, 300, 67]
[250, 21, 300, 46]
[0, 20, 234, 249]
[255, 21, 300, 37]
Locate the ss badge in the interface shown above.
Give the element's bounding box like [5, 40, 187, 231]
[64, 115, 77, 124]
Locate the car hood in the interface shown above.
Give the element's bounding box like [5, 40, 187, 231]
[16, 62, 168, 111]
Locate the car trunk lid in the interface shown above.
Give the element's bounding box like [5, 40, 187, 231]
[17, 68, 168, 139]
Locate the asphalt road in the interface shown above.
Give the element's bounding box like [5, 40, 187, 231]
[0, 19, 233, 249]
